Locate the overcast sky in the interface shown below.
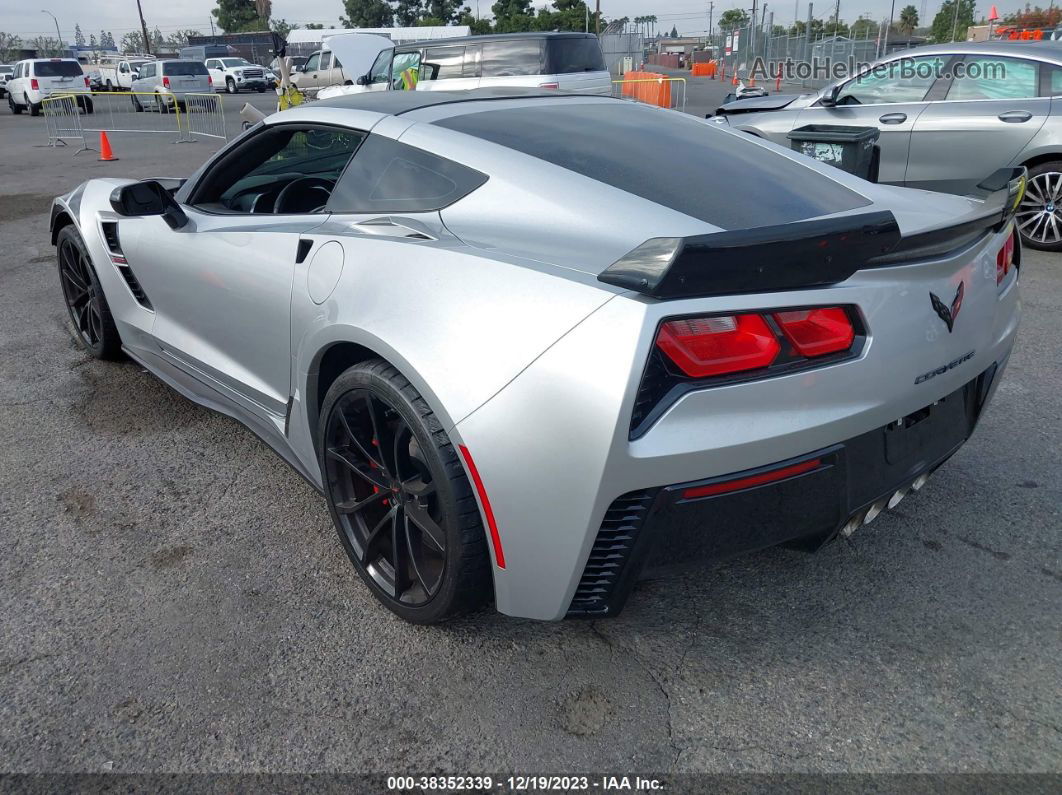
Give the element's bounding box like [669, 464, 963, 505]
[5, 1, 1032, 40]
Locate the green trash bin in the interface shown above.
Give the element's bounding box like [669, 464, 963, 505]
[787, 124, 880, 181]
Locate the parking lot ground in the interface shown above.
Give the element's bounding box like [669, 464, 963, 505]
[0, 94, 1061, 775]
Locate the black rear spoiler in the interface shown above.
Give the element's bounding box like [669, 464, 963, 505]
[599, 167, 1026, 299]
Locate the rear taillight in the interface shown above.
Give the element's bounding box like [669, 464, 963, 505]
[162, 76, 170, 88]
[538, 82, 559, 89]
[656, 314, 780, 378]
[772, 308, 854, 357]
[654, 306, 857, 380]
[207, 75, 213, 86]
[30, 78, 39, 90]
[997, 229, 1016, 285]
[84, 76, 90, 87]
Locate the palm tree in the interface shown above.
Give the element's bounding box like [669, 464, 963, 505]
[898, 5, 919, 36]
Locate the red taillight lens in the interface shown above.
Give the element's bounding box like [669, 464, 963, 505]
[656, 314, 780, 378]
[162, 76, 170, 88]
[84, 76, 90, 87]
[997, 230, 1015, 285]
[773, 307, 854, 357]
[207, 75, 213, 86]
[538, 82, 560, 89]
[30, 78, 39, 90]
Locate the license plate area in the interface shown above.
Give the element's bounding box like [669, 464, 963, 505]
[883, 392, 967, 466]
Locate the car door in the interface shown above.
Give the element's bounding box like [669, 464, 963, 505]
[417, 45, 478, 91]
[205, 59, 222, 88]
[477, 39, 545, 91]
[296, 51, 323, 95]
[390, 50, 422, 91]
[116, 123, 367, 425]
[907, 55, 1050, 193]
[790, 54, 951, 184]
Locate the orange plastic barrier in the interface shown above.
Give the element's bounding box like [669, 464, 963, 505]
[621, 71, 673, 108]
[691, 61, 716, 78]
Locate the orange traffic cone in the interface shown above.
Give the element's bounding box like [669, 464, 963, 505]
[732, 73, 739, 86]
[99, 131, 117, 162]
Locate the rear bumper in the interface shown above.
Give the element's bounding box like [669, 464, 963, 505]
[568, 365, 1000, 617]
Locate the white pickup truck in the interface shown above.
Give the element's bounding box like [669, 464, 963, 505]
[96, 57, 154, 91]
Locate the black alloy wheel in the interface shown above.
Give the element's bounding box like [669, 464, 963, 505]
[318, 360, 491, 623]
[1017, 163, 1062, 251]
[56, 226, 121, 359]
[324, 388, 447, 605]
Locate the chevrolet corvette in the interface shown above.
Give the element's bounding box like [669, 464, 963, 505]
[49, 89, 1022, 622]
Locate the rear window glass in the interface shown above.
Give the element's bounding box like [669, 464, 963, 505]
[436, 103, 870, 230]
[328, 135, 487, 213]
[479, 40, 545, 77]
[33, 61, 83, 77]
[546, 38, 606, 73]
[163, 61, 209, 76]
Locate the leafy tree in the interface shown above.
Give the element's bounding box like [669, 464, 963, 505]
[165, 29, 204, 49]
[535, 0, 594, 32]
[931, 0, 975, 41]
[120, 31, 146, 53]
[823, 20, 849, 36]
[719, 9, 750, 31]
[493, 0, 536, 32]
[270, 18, 299, 38]
[31, 36, 64, 56]
[850, 17, 879, 37]
[670, 25, 678, 37]
[423, 0, 462, 23]
[0, 32, 22, 62]
[898, 5, 919, 34]
[151, 27, 165, 51]
[340, 0, 396, 27]
[213, 0, 262, 33]
[74, 24, 85, 47]
[395, 0, 423, 25]
[305, 22, 325, 29]
[1004, 6, 1062, 27]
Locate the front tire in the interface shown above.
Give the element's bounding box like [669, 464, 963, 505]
[1017, 161, 1062, 251]
[56, 226, 122, 360]
[226, 78, 236, 94]
[9, 95, 22, 114]
[318, 360, 492, 623]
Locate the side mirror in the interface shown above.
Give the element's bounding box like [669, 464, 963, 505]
[356, 74, 370, 85]
[109, 180, 188, 230]
[820, 84, 841, 107]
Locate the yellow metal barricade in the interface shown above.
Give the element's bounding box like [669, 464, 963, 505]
[180, 93, 227, 142]
[41, 91, 187, 152]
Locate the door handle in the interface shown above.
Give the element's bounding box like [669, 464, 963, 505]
[878, 112, 907, 124]
[998, 110, 1033, 123]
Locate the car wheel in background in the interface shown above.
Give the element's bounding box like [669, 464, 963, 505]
[9, 95, 22, 114]
[55, 226, 122, 360]
[155, 93, 169, 113]
[226, 78, 236, 94]
[318, 360, 492, 624]
[256, 85, 266, 92]
[105, 79, 113, 91]
[131, 94, 143, 112]
[1017, 161, 1062, 251]
[29, 100, 40, 117]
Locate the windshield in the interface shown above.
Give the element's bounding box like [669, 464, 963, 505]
[163, 61, 209, 76]
[221, 58, 252, 67]
[34, 61, 83, 77]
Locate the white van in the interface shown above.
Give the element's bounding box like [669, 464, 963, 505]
[129, 60, 212, 112]
[7, 58, 92, 116]
[317, 32, 611, 101]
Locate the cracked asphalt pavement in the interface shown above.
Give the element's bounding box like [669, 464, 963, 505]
[0, 95, 1060, 775]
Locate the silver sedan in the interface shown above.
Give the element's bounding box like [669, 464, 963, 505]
[49, 89, 1021, 622]
[716, 40, 1062, 250]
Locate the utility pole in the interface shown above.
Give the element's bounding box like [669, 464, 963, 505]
[595, 0, 600, 36]
[885, 0, 895, 51]
[40, 10, 63, 51]
[751, 0, 758, 61]
[136, 0, 151, 55]
[833, 0, 840, 26]
[951, 0, 961, 42]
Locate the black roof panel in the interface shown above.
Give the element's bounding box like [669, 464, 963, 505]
[312, 87, 591, 116]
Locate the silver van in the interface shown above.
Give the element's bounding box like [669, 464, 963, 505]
[130, 60, 212, 111]
[319, 32, 612, 99]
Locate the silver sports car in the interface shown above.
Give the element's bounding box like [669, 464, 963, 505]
[49, 89, 1022, 623]
[715, 41, 1062, 251]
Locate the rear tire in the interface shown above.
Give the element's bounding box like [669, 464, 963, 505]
[1017, 160, 1062, 251]
[131, 94, 143, 112]
[105, 79, 113, 92]
[56, 225, 122, 360]
[9, 95, 22, 114]
[318, 360, 492, 624]
[29, 100, 40, 117]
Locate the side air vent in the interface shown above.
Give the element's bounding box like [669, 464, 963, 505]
[567, 490, 656, 617]
[101, 221, 122, 257]
[101, 221, 152, 310]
